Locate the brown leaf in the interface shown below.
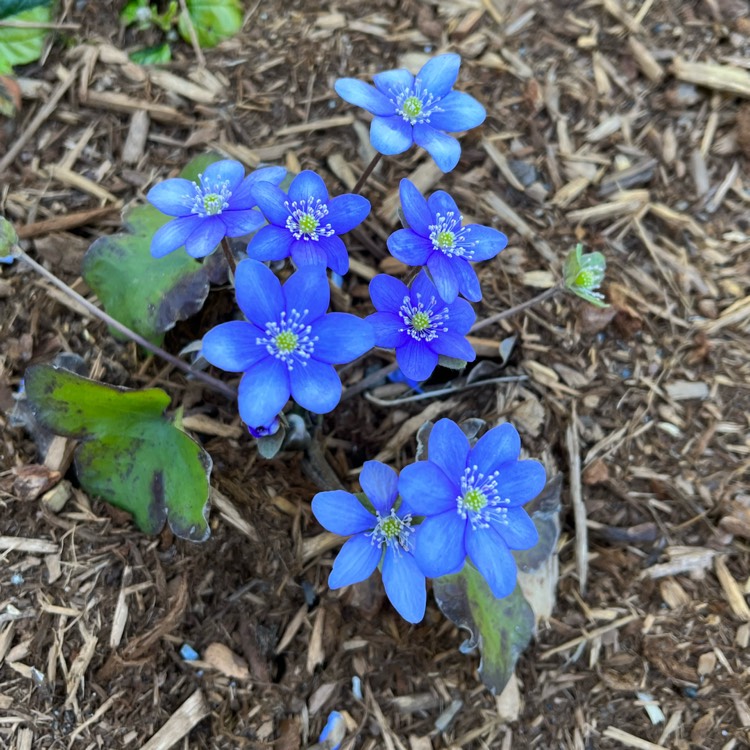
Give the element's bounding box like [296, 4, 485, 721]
[583, 458, 610, 485]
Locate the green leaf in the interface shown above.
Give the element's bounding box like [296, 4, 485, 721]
[119, 0, 151, 27]
[0, 2, 51, 74]
[24, 364, 212, 541]
[178, 0, 242, 48]
[82, 154, 222, 345]
[130, 42, 172, 65]
[563, 243, 609, 307]
[0, 215, 19, 263]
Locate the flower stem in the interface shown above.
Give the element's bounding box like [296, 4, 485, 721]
[470, 285, 561, 334]
[220, 237, 237, 276]
[352, 152, 383, 195]
[17, 248, 238, 400]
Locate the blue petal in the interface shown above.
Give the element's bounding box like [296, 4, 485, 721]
[370, 116, 413, 156]
[495, 460, 547, 507]
[430, 331, 476, 362]
[237, 358, 290, 428]
[310, 313, 374, 364]
[382, 547, 426, 623]
[147, 178, 195, 216]
[370, 273, 408, 313]
[428, 91, 486, 132]
[289, 170, 328, 204]
[427, 418, 470, 483]
[282, 266, 329, 321]
[465, 526, 517, 599]
[398, 461, 458, 516]
[418, 53, 460, 99]
[470, 422, 521, 475]
[387, 229, 432, 266]
[426, 252, 459, 303]
[326, 194, 370, 234]
[318, 235, 349, 274]
[445, 296, 476, 333]
[202, 159, 245, 191]
[359, 460, 398, 515]
[397, 338, 438, 381]
[185, 216, 225, 258]
[373, 68, 414, 96]
[413, 125, 461, 173]
[235, 258, 284, 327]
[453, 257, 482, 302]
[463, 224, 508, 261]
[368, 312, 408, 349]
[230, 166, 286, 208]
[335, 78, 394, 116]
[399, 179, 432, 236]
[150, 215, 200, 258]
[252, 182, 291, 226]
[427, 190, 462, 220]
[409, 269, 440, 301]
[491, 507, 539, 550]
[328, 534, 381, 589]
[246, 224, 293, 261]
[312, 490, 376, 535]
[202, 321, 266, 372]
[221, 208, 266, 237]
[289, 358, 341, 414]
[413, 511, 467, 578]
[290, 240, 327, 268]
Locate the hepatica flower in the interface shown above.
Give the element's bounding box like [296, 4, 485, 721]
[388, 179, 508, 303]
[312, 461, 426, 623]
[147, 159, 286, 258]
[368, 270, 476, 381]
[335, 53, 486, 173]
[248, 170, 370, 275]
[398, 419, 545, 599]
[202, 259, 374, 428]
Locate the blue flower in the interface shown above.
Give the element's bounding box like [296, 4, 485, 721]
[147, 160, 286, 259]
[335, 53, 486, 173]
[247, 415, 280, 439]
[201, 259, 374, 428]
[388, 179, 508, 303]
[247, 170, 370, 275]
[312, 461, 426, 623]
[398, 419, 545, 599]
[368, 270, 476, 381]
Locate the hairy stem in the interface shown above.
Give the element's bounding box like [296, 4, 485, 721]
[220, 236, 237, 276]
[470, 285, 561, 334]
[352, 152, 383, 195]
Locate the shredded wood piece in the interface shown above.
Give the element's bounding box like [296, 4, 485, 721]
[140, 690, 210, 750]
[566, 408, 588, 593]
[602, 726, 669, 750]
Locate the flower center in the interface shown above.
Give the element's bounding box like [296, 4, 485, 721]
[190, 174, 232, 218]
[399, 292, 449, 342]
[429, 212, 475, 258]
[456, 465, 510, 530]
[402, 96, 423, 119]
[257, 309, 318, 369]
[390, 78, 443, 125]
[285, 197, 335, 241]
[368, 509, 414, 554]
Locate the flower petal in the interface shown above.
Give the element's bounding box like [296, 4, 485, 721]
[426, 252, 459, 303]
[387, 229, 432, 266]
[335, 78, 394, 116]
[418, 53, 460, 99]
[235, 258, 284, 326]
[368, 311, 408, 349]
[465, 526, 518, 598]
[427, 418, 470, 484]
[453, 257, 482, 302]
[413, 510, 467, 578]
[289, 358, 341, 414]
[413, 125, 461, 173]
[202, 159, 245, 191]
[310, 313, 374, 364]
[370, 115, 413, 155]
[370, 273, 409, 312]
[230, 165, 287, 207]
[429, 330, 476, 362]
[184, 216, 226, 258]
[318, 235, 349, 275]
[495, 460, 547, 507]
[326, 193, 370, 234]
[470, 422, 521, 475]
[409, 268, 440, 300]
[382, 547, 426, 623]
[445, 296, 476, 333]
[373, 68, 414, 96]
[427, 190, 461, 220]
[202, 320, 266, 372]
[462, 224, 508, 261]
[147, 178, 195, 216]
[398, 178, 432, 236]
[491, 507, 539, 550]
[328, 534, 381, 589]
[290, 239, 327, 268]
[237, 358, 290, 428]
[252, 182, 292, 226]
[398, 461, 458, 516]
[246, 224, 294, 262]
[221, 208, 266, 237]
[397, 338, 438, 381]
[282, 265, 330, 320]
[428, 91, 486, 132]
[289, 170, 328, 204]
[312, 490, 376, 535]
[150, 215, 200, 258]
[359, 460, 398, 515]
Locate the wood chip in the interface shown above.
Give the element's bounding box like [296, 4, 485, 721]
[140, 690, 210, 750]
[714, 556, 750, 621]
[0, 536, 58, 554]
[64, 623, 98, 709]
[566, 409, 588, 593]
[203, 642, 250, 680]
[672, 57, 750, 98]
[602, 726, 669, 750]
[306, 608, 325, 674]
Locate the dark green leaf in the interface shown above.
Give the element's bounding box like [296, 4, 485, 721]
[178, 0, 242, 48]
[130, 42, 172, 65]
[0, 0, 49, 19]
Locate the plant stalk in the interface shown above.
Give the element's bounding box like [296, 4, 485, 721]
[352, 152, 383, 195]
[220, 237, 237, 276]
[470, 285, 561, 334]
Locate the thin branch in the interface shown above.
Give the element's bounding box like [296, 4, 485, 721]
[352, 152, 383, 195]
[470, 285, 561, 334]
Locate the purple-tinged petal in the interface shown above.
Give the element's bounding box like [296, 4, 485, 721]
[368, 312, 408, 349]
[326, 193, 370, 234]
[462, 225, 508, 261]
[412, 511, 467, 578]
[230, 166, 287, 208]
[252, 182, 292, 226]
[359, 460, 398, 515]
[289, 358, 341, 414]
[387, 229, 432, 266]
[491, 507, 539, 550]
[418, 53, 460, 99]
[184, 216, 225, 258]
[397, 338, 438, 382]
[150, 215, 200, 258]
[452, 257, 482, 302]
[373, 68, 414, 96]
[282, 266, 329, 321]
[147, 178, 196, 216]
[246, 224, 294, 262]
[237, 358, 290, 428]
[221, 208, 266, 237]
[290, 240, 327, 268]
[399, 178, 432, 236]
[445, 296, 476, 333]
[312, 490, 376, 536]
[328, 534, 381, 589]
[427, 190, 462, 220]
[398, 461, 458, 516]
[465, 526, 517, 598]
[289, 170, 328, 204]
[318, 235, 349, 275]
[370, 115, 413, 156]
[235, 258, 283, 327]
[413, 125, 461, 173]
[427, 419, 470, 485]
[335, 78, 395, 116]
[202, 321, 266, 372]
[429, 91, 486, 132]
[382, 547, 426, 623]
[310, 313, 374, 364]
[370, 274, 408, 312]
[429, 330, 476, 362]
[470, 423, 521, 476]
[426, 252, 459, 303]
[495, 460, 547, 507]
[202, 159, 245, 191]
